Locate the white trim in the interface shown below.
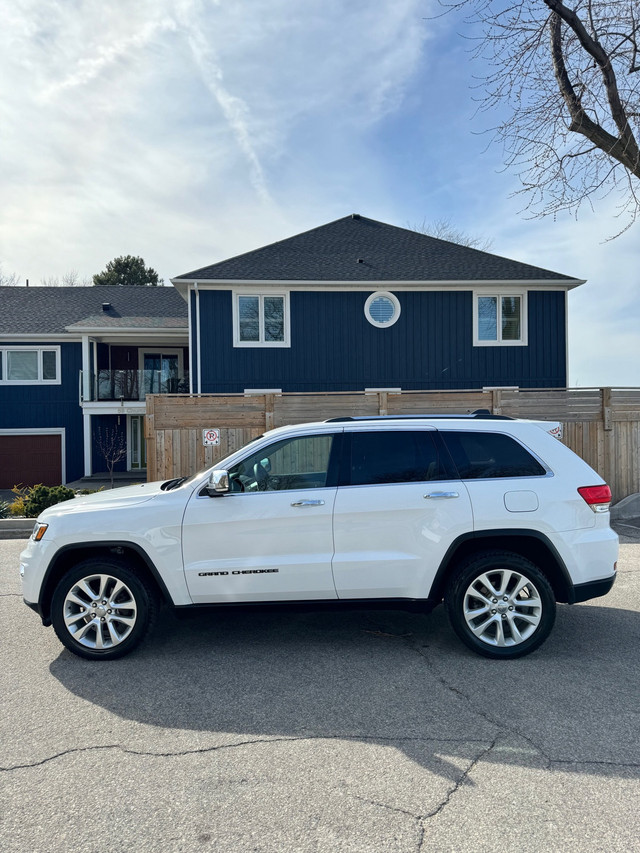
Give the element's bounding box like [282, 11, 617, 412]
[243, 388, 283, 395]
[0, 345, 61, 385]
[83, 414, 92, 477]
[81, 401, 146, 416]
[364, 291, 401, 328]
[364, 387, 402, 393]
[0, 428, 66, 484]
[127, 414, 147, 472]
[65, 325, 188, 336]
[173, 277, 583, 291]
[0, 334, 83, 342]
[232, 290, 291, 348]
[472, 289, 528, 347]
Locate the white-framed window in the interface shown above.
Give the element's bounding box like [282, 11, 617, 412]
[364, 291, 401, 328]
[233, 292, 290, 347]
[0, 346, 61, 384]
[473, 291, 527, 346]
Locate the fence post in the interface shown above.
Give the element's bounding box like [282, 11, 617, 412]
[491, 388, 503, 415]
[144, 396, 156, 482]
[378, 391, 388, 416]
[602, 387, 612, 431]
[265, 394, 275, 431]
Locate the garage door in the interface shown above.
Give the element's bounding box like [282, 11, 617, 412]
[0, 434, 63, 488]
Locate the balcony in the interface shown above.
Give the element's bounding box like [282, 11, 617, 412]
[80, 369, 189, 402]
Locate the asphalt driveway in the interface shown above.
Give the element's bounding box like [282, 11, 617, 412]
[1, 537, 638, 852]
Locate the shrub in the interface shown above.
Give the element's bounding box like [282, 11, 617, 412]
[0, 501, 10, 519]
[9, 484, 77, 518]
[24, 484, 77, 517]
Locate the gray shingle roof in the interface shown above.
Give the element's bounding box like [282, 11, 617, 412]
[173, 215, 578, 283]
[0, 286, 187, 335]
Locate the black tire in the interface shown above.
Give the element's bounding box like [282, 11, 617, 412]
[445, 551, 556, 659]
[51, 558, 158, 660]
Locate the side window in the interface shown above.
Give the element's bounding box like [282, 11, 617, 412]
[441, 431, 547, 479]
[344, 431, 450, 486]
[227, 434, 334, 492]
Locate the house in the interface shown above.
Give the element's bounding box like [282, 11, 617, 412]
[0, 286, 188, 488]
[172, 214, 583, 395]
[0, 214, 583, 488]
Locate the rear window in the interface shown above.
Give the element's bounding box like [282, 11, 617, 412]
[441, 431, 547, 479]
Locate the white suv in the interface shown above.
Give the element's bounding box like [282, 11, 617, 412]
[20, 414, 618, 660]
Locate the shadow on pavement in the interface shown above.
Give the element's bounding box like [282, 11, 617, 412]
[50, 601, 640, 780]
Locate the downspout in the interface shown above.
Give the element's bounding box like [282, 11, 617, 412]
[195, 282, 202, 394]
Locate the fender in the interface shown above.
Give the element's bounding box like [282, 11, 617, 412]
[38, 540, 174, 623]
[427, 528, 575, 604]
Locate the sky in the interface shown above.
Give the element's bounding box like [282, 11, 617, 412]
[0, 0, 638, 386]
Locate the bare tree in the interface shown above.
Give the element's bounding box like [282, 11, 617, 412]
[95, 426, 128, 489]
[0, 265, 20, 286]
[410, 217, 494, 250]
[40, 271, 91, 287]
[445, 1, 640, 230]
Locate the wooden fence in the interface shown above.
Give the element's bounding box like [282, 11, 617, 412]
[145, 388, 640, 502]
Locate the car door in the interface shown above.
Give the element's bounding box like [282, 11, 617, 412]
[331, 428, 473, 599]
[182, 431, 341, 603]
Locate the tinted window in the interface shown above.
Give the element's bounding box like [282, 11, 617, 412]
[228, 434, 334, 492]
[442, 431, 546, 479]
[345, 431, 449, 486]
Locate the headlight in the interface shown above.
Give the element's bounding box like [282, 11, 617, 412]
[32, 523, 48, 542]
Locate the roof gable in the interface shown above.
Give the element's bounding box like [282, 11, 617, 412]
[173, 215, 579, 284]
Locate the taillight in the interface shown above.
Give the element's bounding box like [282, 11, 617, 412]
[578, 485, 612, 513]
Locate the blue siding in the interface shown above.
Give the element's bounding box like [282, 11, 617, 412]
[197, 290, 566, 392]
[0, 342, 84, 482]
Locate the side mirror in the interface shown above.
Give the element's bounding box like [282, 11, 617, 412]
[206, 469, 229, 496]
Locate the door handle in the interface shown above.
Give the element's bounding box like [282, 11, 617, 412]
[424, 491, 459, 499]
[290, 499, 325, 507]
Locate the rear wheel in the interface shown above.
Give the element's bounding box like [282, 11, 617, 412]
[445, 551, 556, 659]
[51, 558, 157, 660]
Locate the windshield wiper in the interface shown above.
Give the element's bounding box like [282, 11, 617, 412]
[160, 477, 187, 491]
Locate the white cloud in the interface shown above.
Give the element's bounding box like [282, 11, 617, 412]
[0, 0, 434, 283]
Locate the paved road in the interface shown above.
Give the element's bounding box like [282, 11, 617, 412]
[1, 537, 638, 853]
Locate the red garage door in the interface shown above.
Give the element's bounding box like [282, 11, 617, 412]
[0, 434, 63, 489]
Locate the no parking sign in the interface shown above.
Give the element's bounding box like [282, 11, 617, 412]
[202, 428, 220, 446]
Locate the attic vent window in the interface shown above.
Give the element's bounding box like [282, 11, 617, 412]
[102, 303, 111, 312]
[364, 292, 401, 329]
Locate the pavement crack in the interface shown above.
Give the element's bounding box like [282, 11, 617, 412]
[0, 733, 490, 773]
[406, 639, 554, 765]
[420, 735, 500, 827]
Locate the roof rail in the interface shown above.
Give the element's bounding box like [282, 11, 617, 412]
[324, 411, 514, 423]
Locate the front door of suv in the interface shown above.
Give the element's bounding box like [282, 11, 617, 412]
[331, 429, 473, 599]
[182, 431, 341, 603]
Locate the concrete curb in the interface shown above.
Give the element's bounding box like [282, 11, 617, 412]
[0, 518, 36, 540]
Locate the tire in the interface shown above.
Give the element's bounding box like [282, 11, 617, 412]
[445, 551, 556, 659]
[51, 558, 158, 660]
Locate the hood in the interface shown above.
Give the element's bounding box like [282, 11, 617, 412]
[39, 481, 167, 520]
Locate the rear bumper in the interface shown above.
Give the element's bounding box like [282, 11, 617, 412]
[569, 573, 616, 604]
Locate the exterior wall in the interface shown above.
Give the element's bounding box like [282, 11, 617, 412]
[0, 341, 84, 483]
[195, 289, 567, 393]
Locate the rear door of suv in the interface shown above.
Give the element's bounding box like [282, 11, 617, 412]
[331, 427, 473, 599]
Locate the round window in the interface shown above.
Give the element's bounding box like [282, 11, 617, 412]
[364, 291, 401, 328]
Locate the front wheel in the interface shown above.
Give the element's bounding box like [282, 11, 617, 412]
[51, 559, 157, 660]
[445, 551, 556, 659]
